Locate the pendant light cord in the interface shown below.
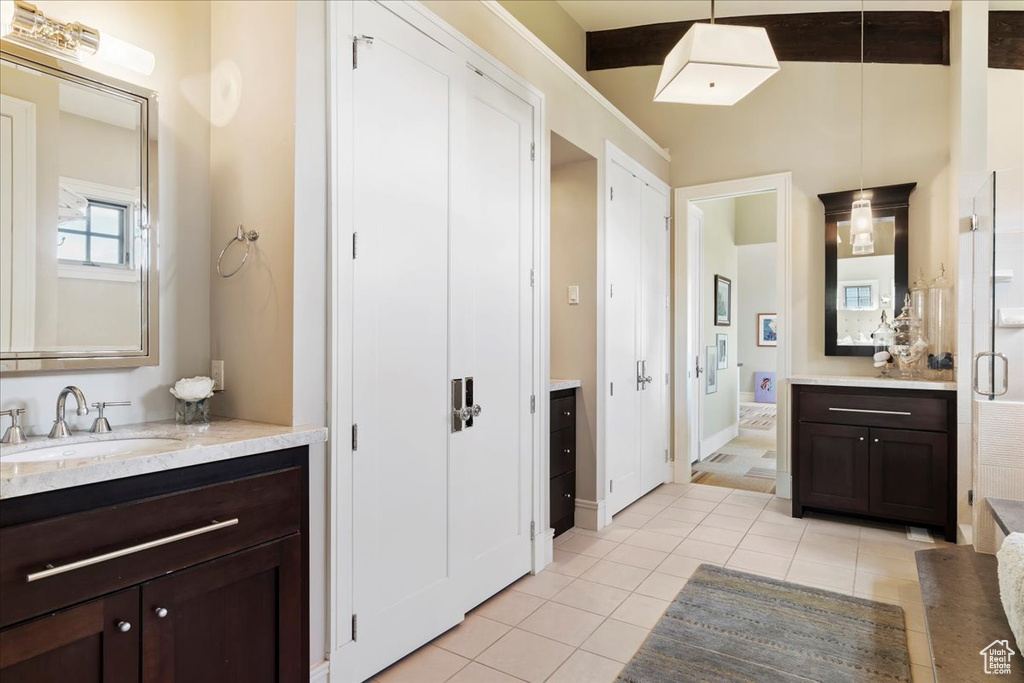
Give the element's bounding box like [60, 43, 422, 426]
[859, 0, 865, 195]
[710, 0, 715, 25]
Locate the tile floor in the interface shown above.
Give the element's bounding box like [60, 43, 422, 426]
[372, 482, 946, 683]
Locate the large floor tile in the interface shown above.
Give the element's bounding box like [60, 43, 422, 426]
[747, 520, 804, 542]
[603, 543, 669, 570]
[688, 525, 744, 547]
[793, 541, 858, 569]
[547, 650, 623, 683]
[612, 511, 654, 529]
[641, 516, 698, 538]
[580, 618, 651, 663]
[853, 572, 922, 605]
[518, 601, 604, 647]
[633, 572, 689, 601]
[447, 662, 523, 683]
[547, 549, 600, 578]
[477, 629, 574, 683]
[551, 579, 632, 617]
[473, 589, 546, 626]
[683, 485, 732, 502]
[726, 549, 791, 578]
[713, 502, 764, 521]
[656, 553, 707, 578]
[656, 506, 710, 524]
[622, 529, 683, 553]
[856, 554, 920, 582]
[670, 497, 718, 513]
[556, 534, 619, 559]
[580, 559, 652, 591]
[609, 593, 671, 629]
[756, 509, 808, 528]
[623, 500, 670, 517]
[905, 630, 933, 668]
[672, 538, 735, 564]
[858, 538, 922, 562]
[511, 570, 574, 599]
[737, 533, 798, 558]
[375, 645, 470, 683]
[803, 515, 862, 539]
[433, 615, 511, 659]
[786, 558, 856, 592]
[577, 525, 636, 544]
[700, 512, 755, 533]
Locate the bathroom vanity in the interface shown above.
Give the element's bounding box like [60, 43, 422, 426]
[550, 380, 581, 537]
[0, 420, 326, 682]
[790, 376, 957, 541]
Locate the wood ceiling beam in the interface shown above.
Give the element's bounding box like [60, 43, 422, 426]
[587, 11, 962, 71]
[990, 11, 1024, 70]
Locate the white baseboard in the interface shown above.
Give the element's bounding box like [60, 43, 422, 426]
[700, 423, 739, 460]
[739, 392, 755, 403]
[574, 497, 607, 531]
[774, 472, 792, 499]
[310, 660, 330, 683]
[533, 528, 554, 572]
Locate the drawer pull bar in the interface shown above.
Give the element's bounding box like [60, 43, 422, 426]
[827, 407, 911, 416]
[26, 518, 239, 583]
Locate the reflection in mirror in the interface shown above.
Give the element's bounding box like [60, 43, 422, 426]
[1, 44, 155, 369]
[835, 216, 896, 346]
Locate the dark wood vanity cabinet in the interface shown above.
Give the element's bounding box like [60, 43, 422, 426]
[792, 384, 955, 541]
[550, 388, 577, 537]
[0, 448, 308, 683]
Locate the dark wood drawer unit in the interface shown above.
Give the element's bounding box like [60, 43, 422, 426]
[792, 384, 956, 541]
[0, 447, 309, 682]
[550, 388, 577, 537]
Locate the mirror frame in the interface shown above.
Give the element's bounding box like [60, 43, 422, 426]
[0, 40, 158, 373]
[819, 182, 915, 357]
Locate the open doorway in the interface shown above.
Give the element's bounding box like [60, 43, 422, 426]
[673, 173, 793, 498]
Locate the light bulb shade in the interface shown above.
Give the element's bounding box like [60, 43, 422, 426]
[850, 198, 873, 236]
[654, 23, 780, 106]
[93, 33, 155, 75]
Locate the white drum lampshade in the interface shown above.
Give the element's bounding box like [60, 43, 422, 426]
[654, 23, 779, 106]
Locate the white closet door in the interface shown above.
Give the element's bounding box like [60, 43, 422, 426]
[605, 163, 642, 515]
[449, 70, 534, 611]
[351, 3, 463, 678]
[640, 183, 670, 493]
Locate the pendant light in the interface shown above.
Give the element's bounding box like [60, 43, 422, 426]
[654, 0, 779, 106]
[849, 0, 874, 255]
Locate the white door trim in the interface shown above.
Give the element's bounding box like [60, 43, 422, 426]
[326, 0, 547, 667]
[0, 94, 36, 351]
[673, 173, 793, 493]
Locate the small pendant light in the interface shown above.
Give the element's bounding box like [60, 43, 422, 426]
[849, 0, 874, 255]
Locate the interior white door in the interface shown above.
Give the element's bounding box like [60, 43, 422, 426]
[351, 3, 463, 678]
[640, 183, 670, 493]
[449, 70, 534, 612]
[1, 113, 13, 351]
[688, 204, 705, 465]
[605, 162, 641, 515]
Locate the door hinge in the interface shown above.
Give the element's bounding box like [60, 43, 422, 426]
[530, 521, 536, 540]
[609, 284, 614, 298]
[968, 489, 974, 506]
[664, 449, 669, 463]
[609, 479, 614, 493]
[352, 614, 358, 641]
[530, 395, 536, 414]
[351, 424, 358, 451]
[352, 35, 373, 69]
[530, 142, 535, 162]
[665, 372, 669, 385]
[610, 186, 614, 201]
[610, 382, 614, 396]
[530, 268, 535, 287]
[665, 216, 670, 230]
[352, 232, 358, 259]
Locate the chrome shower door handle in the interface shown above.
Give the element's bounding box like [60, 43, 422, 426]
[973, 351, 1009, 397]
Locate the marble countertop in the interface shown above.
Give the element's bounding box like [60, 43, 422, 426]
[789, 374, 957, 391]
[989, 498, 1024, 536]
[0, 418, 328, 500]
[550, 379, 582, 391]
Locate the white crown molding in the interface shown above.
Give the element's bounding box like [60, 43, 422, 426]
[479, 0, 671, 163]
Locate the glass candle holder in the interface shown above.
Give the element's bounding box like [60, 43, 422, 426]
[175, 397, 210, 425]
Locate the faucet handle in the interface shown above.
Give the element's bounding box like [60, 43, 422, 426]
[1, 408, 28, 445]
[90, 401, 131, 434]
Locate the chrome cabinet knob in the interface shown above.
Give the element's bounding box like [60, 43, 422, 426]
[564, 448, 571, 454]
[154, 607, 168, 618]
[563, 411, 571, 416]
[564, 493, 571, 498]
[859, 437, 865, 441]
[874, 438, 880, 443]
[117, 621, 132, 632]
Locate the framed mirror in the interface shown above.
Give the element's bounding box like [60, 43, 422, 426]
[0, 41, 158, 372]
[819, 183, 915, 357]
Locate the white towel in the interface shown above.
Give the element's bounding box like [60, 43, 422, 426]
[998, 532, 1024, 651]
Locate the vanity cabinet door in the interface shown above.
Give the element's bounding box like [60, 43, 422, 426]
[0, 588, 139, 682]
[141, 535, 304, 683]
[869, 428, 948, 525]
[798, 423, 870, 514]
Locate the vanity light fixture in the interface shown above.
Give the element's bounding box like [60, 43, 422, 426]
[0, 0, 155, 75]
[653, 0, 779, 106]
[849, 0, 874, 255]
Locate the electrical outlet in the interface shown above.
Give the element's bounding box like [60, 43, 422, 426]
[211, 360, 225, 391]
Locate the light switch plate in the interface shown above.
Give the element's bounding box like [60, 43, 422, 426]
[211, 360, 225, 391]
[568, 285, 580, 305]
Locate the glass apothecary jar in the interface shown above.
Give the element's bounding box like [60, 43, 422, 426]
[926, 264, 955, 380]
[871, 311, 896, 378]
[890, 294, 929, 379]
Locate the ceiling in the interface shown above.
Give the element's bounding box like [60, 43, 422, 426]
[555, 1, 1018, 32]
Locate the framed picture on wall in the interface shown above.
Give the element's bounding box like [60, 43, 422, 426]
[706, 346, 718, 394]
[757, 313, 778, 347]
[716, 333, 728, 370]
[715, 275, 732, 326]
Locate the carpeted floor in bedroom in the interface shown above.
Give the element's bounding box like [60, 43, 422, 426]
[692, 403, 777, 494]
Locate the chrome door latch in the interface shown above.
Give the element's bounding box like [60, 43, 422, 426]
[452, 377, 483, 432]
[636, 360, 653, 390]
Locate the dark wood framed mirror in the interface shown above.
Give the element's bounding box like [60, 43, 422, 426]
[819, 183, 915, 357]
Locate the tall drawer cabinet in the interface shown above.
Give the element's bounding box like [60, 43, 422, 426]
[550, 388, 577, 537]
[792, 383, 956, 542]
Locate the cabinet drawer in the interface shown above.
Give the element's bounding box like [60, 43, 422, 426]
[551, 396, 576, 433]
[799, 391, 947, 432]
[550, 471, 576, 526]
[0, 467, 302, 629]
[550, 428, 576, 479]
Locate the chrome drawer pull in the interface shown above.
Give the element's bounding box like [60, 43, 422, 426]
[26, 518, 239, 583]
[827, 407, 911, 416]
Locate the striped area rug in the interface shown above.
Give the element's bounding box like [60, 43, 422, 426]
[617, 565, 912, 683]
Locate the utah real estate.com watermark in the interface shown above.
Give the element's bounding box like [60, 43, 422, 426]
[980, 640, 1016, 675]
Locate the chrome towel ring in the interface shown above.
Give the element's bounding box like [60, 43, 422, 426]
[217, 224, 260, 278]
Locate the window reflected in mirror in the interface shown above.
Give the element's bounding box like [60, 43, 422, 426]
[835, 216, 896, 346]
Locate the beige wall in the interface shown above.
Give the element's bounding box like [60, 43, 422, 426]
[551, 156, 599, 503]
[735, 192, 777, 246]
[589, 61, 951, 378]
[2, 0, 212, 435]
[737, 242, 778, 396]
[498, 0, 588, 77]
[989, 68, 1024, 171]
[696, 197, 738, 441]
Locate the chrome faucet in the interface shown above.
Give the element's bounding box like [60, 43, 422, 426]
[49, 386, 89, 438]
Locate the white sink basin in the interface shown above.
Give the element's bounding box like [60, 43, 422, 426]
[1, 438, 183, 464]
